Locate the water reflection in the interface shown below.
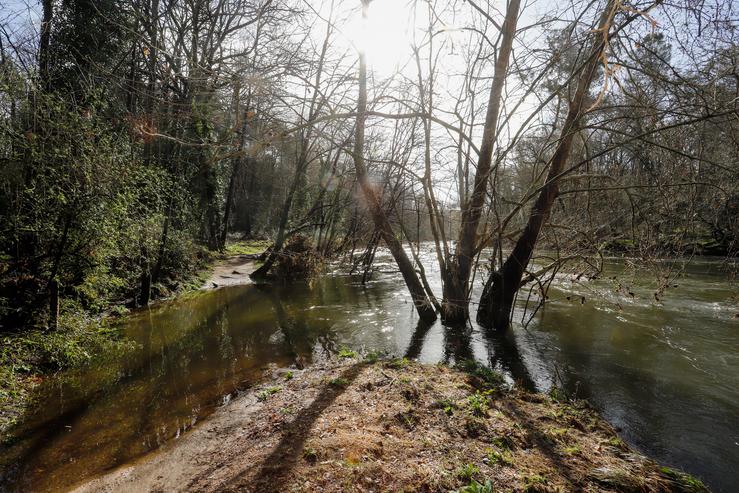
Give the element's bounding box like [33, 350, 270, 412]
[0, 254, 736, 492]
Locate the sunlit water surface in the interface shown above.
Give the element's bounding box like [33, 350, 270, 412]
[1, 250, 737, 492]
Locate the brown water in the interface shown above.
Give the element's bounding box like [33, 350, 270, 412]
[1, 252, 737, 492]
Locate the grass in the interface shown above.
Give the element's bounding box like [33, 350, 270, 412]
[523, 474, 549, 492]
[337, 347, 357, 359]
[302, 447, 318, 463]
[257, 386, 282, 401]
[387, 357, 410, 369]
[224, 240, 271, 257]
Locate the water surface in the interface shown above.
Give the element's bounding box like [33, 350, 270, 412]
[1, 252, 737, 492]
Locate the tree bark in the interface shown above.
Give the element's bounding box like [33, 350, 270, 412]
[477, 0, 616, 330]
[441, 0, 521, 325]
[350, 0, 436, 323]
[39, 0, 53, 88]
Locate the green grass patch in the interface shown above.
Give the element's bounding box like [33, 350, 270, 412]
[257, 385, 282, 401]
[337, 347, 357, 359]
[224, 240, 271, 256]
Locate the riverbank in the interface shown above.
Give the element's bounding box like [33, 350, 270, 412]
[0, 240, 267, 438]
[72, 359, 706, 493]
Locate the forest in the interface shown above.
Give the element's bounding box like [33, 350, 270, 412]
[0, 0, 737, 492]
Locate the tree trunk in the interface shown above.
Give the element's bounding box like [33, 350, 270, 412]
[350, 0, 436, 323]
[250, 14, 332, 279]
[48, 278, 59, 330]
[477, 0, 616, 330]
[39, 0, 53, 88]
[441, 0, 521, 325]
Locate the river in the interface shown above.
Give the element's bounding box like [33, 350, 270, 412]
[1, 251, 737, 492]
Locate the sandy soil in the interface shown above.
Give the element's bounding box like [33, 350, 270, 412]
[71, 360, 699, 493]
[202, 255, 257, 289]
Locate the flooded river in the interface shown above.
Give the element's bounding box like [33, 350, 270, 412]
[1, 252, 737, 492]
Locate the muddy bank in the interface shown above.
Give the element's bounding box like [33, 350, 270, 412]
[202, 255, 257, 289]
[71, 360, 706, 493]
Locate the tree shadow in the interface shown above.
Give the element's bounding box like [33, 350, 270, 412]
[501, 397, 583, 489]
[221, 363, 365, 492]
[481, 327, 538, 391]
[404, 318, 435, 360]
[442, 322, 475, 365]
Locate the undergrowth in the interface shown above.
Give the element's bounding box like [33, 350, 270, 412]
[0, 306, 137, 435]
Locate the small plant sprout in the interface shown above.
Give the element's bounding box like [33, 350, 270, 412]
[257, 386, 281, 401]
[467, 391, 489, 417]
[456, 463, 480, 481]
[337, 347, 357, 359]
[456, 479, 494, 493]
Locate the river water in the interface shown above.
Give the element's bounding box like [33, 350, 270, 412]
[1, 251, 737, 492]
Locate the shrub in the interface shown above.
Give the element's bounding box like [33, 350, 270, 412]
[273, 234, 322, 281]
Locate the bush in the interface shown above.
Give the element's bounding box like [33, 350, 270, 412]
[273, 234, 322, 281]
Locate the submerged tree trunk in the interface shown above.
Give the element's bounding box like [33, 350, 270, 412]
[477, 0, 616, 330]
[350, 0, 436, 323]
[441, 0, 521, 325]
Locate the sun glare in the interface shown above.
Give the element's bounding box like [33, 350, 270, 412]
[346, 0, 416, 76]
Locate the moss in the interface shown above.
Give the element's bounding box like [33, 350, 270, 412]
[658, 466, 709, 492]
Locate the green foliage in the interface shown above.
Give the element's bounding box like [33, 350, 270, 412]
[329, 377, 349, 387]
[0, 307, 137, 433]
[455, 463, 480, 481]
[284, 371, 294, 381]
[387, 357, 410, 369]
[257, 386, 281, 401]
[456, 480, 494, 493]
[485, 447, 513, 465]
[467, 391, 490, 417]
[523, 474, 549, 492]
[302, 447, 318, 463]
[337, 347, 357, 359]
[364, 350, 384, 363]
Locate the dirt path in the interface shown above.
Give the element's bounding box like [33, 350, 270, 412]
[70, 360, 701, 493]
[202, 255, 257, 289]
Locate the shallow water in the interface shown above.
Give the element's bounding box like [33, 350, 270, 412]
[1, 252, 737, 492]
